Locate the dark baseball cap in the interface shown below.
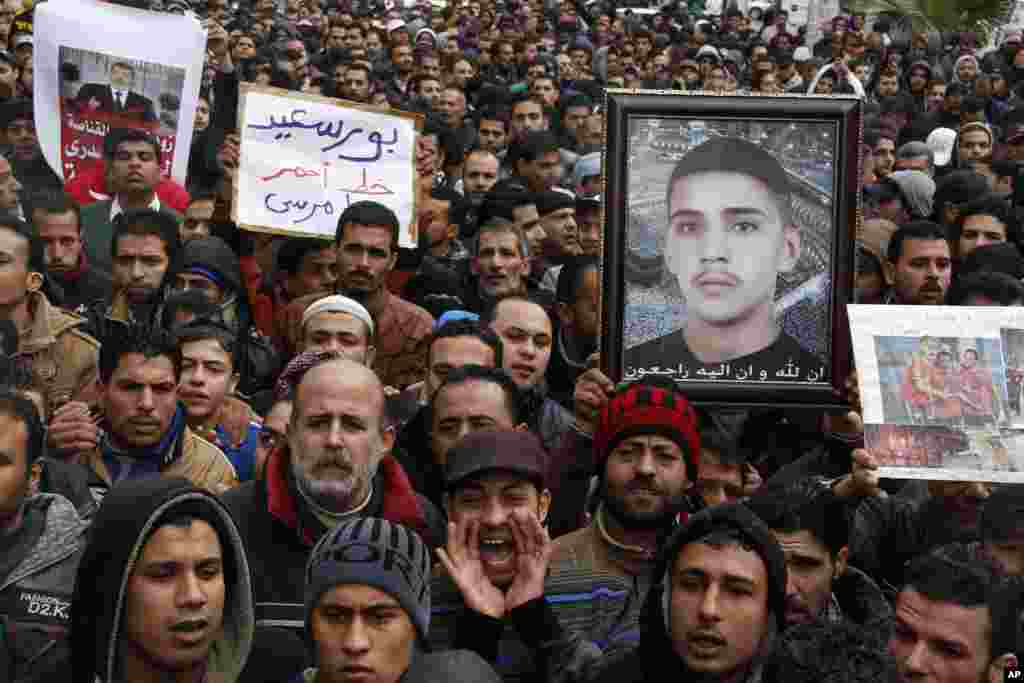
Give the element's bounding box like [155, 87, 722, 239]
[444, 430, 548, 490]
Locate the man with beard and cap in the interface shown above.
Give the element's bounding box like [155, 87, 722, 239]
[746, 479, 891, 631]
[280, 201, 434, 390]
[591, 503, 787, 683]
[222, 354, 445, 647]
[883, 222, 952, 305]
[302, 517, 502, 683]
[68, 478, 254, 683]
[0, 389, 89, 683]
[432, 429, 640, 683]
[551, 376, 700, 607]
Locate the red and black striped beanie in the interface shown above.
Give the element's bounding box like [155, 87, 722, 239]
[594, 377, 701, 482]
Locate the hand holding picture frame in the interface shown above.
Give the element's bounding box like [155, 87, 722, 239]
[601, 91, 861, 409]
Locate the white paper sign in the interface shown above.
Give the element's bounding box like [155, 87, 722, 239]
[33, 0, 206, 184]
[235, 84, 421, 247]
[849, 305, 1024, 483]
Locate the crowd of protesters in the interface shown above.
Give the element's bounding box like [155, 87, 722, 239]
[3, 0, 1024, 681]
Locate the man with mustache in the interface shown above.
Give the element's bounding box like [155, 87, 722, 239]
[281, 201, 434, 389]
[32, 193, 112, 311]
[746, 481, 891, 631]
[69, 478, 254, 683]
[222, 355, 445, 646]
[625, 137, 824, 383]
[882, 222, 952, 305]
[433, 429, 637, 682]
[591, 503, 787, 683]
[552, 377, 699, 607]
[74, 324, 237, 495]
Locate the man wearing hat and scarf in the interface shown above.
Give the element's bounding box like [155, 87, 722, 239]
[591, 503, 787, 683]
[551, 376, 701, 610]
[302, 516, 501, 683]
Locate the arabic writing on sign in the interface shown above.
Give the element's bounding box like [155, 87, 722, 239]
[259, 165, 323, 183]
[64, 116, 110, 137]
[338, 168, 395, 196]
[63, 140, 102, 161]
[264, 193, 334, 224]
[623, 359, 827, 384]
[247, 109, 400, 162]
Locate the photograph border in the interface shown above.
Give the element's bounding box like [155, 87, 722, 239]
[600, 91, 862, 409]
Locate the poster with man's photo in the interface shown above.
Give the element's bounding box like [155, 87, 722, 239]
[34, 0, 206, 183]
[850, 305, 1024, 483]
[56, 48, 185, 181]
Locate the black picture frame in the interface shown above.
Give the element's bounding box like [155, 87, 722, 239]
[601, 91, 861, 410]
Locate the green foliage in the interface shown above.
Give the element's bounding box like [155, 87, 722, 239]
[844, 0, 1011, 34]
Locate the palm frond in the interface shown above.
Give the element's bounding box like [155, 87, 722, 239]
[845, 0, 1011, 35]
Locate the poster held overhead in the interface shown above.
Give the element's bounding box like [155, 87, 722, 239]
[234, 83, 422, 248]
[33, 0, 206, 184]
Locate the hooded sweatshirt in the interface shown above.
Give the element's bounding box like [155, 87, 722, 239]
[591, 504, 787, 683]
[70, 478, 254, 683]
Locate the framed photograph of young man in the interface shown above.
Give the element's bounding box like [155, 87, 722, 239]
[601, 92, 861, 409]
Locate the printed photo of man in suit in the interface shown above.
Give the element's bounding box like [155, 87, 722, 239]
[75, 61, 157, 123]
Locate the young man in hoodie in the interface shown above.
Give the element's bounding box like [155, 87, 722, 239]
[0, 389, 89, 683]
[69, 477, 254, 683]
[591, 503, 787, 683]
[302, 516, 501, 683]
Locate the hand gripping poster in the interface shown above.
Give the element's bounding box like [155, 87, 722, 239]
[33, 0, 206, 184]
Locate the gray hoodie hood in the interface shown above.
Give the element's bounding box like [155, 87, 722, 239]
[70, 478, 253, 683]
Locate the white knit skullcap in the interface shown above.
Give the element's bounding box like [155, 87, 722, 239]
[301, 295, 374, 337]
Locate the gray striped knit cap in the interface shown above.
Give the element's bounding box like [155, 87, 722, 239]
[305, 517, 432, 642]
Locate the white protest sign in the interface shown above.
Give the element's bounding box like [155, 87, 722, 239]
[849, 305, 1024, 484]
[235, 83, 421, 248]
[33, 0, 206, 183]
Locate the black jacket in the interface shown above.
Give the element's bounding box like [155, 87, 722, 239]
[53, 268, 112, 315]
[221, 446, 446, 643]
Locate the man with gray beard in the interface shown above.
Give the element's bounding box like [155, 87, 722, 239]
[222, 355, 446, 645]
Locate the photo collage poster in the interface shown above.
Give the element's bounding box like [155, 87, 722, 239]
[849, 305, 1024, 483]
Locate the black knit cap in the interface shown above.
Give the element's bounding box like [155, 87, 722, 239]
[664, 136, 792, 210]
[659, 502, 788, 632]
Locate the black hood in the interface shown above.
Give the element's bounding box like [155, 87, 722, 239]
[658, 503, 788, 632]
[70, 477, 254, 683]
[175, 235, 243, 295]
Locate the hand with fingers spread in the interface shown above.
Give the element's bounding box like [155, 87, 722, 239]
[436, 519, 508, 618]
[504, 511, 552, 611]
